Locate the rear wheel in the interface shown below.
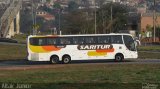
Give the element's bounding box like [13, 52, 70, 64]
[50, 56, 59, 64]
[115, 54, 124, 62]
[62, 56, 71, 64]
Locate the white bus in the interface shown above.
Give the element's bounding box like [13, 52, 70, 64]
[27, 34, 138, 64]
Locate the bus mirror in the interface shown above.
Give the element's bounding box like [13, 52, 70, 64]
[134, 41, 137, 47]
[135, 40, 141, 46]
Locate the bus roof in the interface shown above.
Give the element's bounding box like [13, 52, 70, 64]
[28, 33, 132, 38]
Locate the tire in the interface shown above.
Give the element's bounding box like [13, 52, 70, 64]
[62, 56, 71, 64]
[50, 56, 59, 64]
[115, 54, 124, 62]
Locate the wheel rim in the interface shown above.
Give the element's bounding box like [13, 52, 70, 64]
[64, 58, 70, 63]
[116, 55, 122, 61]
[51, 57, 58, 63]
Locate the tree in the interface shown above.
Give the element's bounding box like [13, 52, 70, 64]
[53, 1, 61, 9]
[68, 1, 79, 12]
[146, 24, 152, 31]
[96, 3, 132, 33]
[61, 2, 133, 35]
[46, 0, 51, 2]
[96, 0, 106, 7]
[145, 24, 152, 37]
[155, 26, 160, 37]
[63, 10, 94, 34]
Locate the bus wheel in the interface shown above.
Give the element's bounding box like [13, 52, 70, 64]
[50, 56, 59, 64]
[62, 55, 71, 64]
[115, 54, 124, 62]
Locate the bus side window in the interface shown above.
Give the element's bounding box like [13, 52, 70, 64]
[97, 36, 103, 44]
[111, 35, 123, 44]
[78, 37, 85, 44]
[60, 38, 65, 44]
[47, 38, 57, 45]
[98, 36, 110, 44]
[39, 38, 46, 45]
[30, 38, 38, 45]
[85, 37, 96, 44]
[73, 38, 78, 44]
[104, 36, 111, 44]
[60, 37, 71, 45]
[66, 38, 71, 44]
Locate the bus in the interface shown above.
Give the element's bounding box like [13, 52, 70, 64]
[27, 34, 138, 64]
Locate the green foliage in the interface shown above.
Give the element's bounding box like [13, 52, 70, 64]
[53, 2, 61, 9]
[43, 5, 52, 13]
[68, 1, 79, 12]
[20, 12, 33, 34]
[96, 3, 129, 33]
[63, 11, 94, 34]
[59, 3, 135, 34]
[156, 26, 160, 37]
[146, 24, 152, 31]
[46, 0, 51, 2]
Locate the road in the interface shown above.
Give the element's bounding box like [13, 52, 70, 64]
[0, 59, 160, 70]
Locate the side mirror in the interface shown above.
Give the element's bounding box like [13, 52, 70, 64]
[134, 41, 137, 47]
[134, 40, 141, 46]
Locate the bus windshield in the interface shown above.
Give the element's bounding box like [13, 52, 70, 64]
[123, 35, 136, 51]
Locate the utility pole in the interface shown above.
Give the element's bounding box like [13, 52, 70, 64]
[32, 0, 37, 35]
[58, 10, 61, 35]
[110, 3, 113, 33]
[153, 0, 156, 42]
[94, 0, 97, 34]
[32, 0, 35, 35]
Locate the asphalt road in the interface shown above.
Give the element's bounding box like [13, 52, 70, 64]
[0, 59, 160, 70]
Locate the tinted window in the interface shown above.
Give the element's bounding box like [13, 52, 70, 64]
[123, 35, 136, 51]
[97, 36, 111, 44]
[85, 36, 97, 44]
[72, 37, 85, 44]
[59, 37, 72, 45]
[30, 38, 46, 46]
[46, 38, 57, 45]
[111, 35, 123, 44]
[72, 37, 79, 44]
[72, 36, 97, 44]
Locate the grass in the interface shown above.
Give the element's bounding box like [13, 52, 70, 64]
[138, 52, 160, 59]
[0, 64, 160, 89]
[0, 44, 27, 60]
[12, 34, 27, 44]
[138, 46, 160, 51]
[138, 45, 160, 59]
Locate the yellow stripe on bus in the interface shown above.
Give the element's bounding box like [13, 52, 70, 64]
[87, 51, 107, 56]
[29, 45, 48, 53]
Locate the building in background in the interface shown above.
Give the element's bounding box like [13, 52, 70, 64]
[141, 13, 160, 32]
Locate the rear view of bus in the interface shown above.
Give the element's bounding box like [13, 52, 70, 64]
[27, 34, 138, 64]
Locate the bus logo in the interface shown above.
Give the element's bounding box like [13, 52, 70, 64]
[77, 44, 113, 50]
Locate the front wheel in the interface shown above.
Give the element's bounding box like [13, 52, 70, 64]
[62, 56, 71, 64]
[115, 54, 124, 62]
